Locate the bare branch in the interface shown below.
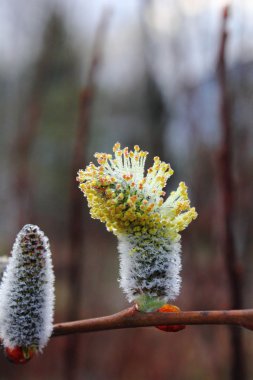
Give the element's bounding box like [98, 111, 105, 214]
[52, 307, 253, 337]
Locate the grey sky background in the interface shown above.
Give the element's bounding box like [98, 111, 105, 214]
[1, 0, 253, 91]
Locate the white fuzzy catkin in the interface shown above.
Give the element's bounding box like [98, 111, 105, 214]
[118, 233, 182, 303]
[0, 225, 55, 352]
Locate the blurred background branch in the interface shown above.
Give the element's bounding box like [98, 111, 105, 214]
[216, 5, 245, 380]
[65, 9, 112, 380]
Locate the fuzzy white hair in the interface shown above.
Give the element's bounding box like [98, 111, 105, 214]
[118, 233, 182, 304]
[0, 225, 55, 352]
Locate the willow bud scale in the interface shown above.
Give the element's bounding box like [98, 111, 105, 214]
[0, 225, 55, 358]
[77, 143, 197, 311]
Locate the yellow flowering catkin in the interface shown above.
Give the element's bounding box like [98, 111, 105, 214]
[77, 143, 197, 311]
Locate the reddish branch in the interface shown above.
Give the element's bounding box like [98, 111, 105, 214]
[53, 307, 253, 337]
[217, 6, 245, 380]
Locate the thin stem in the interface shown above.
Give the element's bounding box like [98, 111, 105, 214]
[53, 307, 253, 337]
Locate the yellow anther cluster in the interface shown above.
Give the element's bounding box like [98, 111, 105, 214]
[77, 143, 197, 241]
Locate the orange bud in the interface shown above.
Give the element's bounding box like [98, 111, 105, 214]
[4, 346, 36, 364]
[156, 304, 186, 333]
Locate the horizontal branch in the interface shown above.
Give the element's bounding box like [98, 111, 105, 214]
[52, 307, 253, 337]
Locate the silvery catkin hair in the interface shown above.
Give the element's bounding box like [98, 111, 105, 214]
[0, 224, 55, 358]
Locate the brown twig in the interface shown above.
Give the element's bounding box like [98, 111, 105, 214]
[217, 5, 245, 380]
[53, 307, 253, 337]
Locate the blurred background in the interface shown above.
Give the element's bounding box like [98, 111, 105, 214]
[0, 0, 253, 379]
